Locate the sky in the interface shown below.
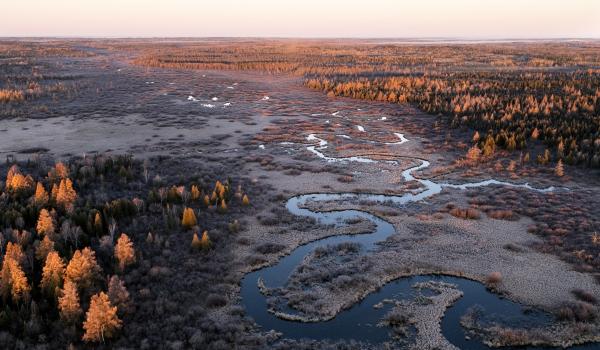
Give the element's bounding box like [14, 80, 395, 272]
[1, 0, 599, 38]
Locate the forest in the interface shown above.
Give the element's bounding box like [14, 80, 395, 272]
[0, 155, 254, 347]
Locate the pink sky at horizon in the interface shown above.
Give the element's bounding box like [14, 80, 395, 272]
[1, 0, 599, 38]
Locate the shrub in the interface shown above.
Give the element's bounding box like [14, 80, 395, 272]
[449, 207, 481, 220]
[205, 293, 227, 308]
[487, 210, 515, 220]
[486, 272, 503, 286]
[572, 289, 597, 304]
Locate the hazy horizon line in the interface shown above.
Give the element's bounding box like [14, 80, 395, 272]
[2, 36, 600, 41]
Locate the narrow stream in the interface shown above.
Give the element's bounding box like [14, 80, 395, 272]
[240, 132, 592, 349]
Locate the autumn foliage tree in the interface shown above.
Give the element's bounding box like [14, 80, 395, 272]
[555, 159, 565, 177]
[65, 247, 102, 290]
[58, 279, 82, 323]
[34, 182, 49, 205]
[200, 230, 211, 250]
[36, 209, 55, 236]
[56, 178, 77, 208]
[40, 251, 65, 299]
[191, 185, 201, 200]
[5, 165, 33, 193]
[1, 243, 29, 302]
[82, 292, 122, 342]
[6, 259, 30, 303]
[114, 233, 135, 271]
[94, 212, 103, 234]
[181, 207, 197, 228]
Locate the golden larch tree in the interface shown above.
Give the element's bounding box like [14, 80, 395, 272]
[56, 178, 77, 208]
[36, 209, 55, 236]
[65, 247, 102, 290]
[82, 292, 122, 342]
[6, 165, 33, 192]
[34, 182, 49, 205]
[242, 194, 250, 206]
[114, 233, 135, 271]
[54, 162, 69, 179]
[40, 251, 65, 299]
[58, 279, 82, 323]
[7, 259, 30, 303]
[555, 159, 565, 177]
[5, 164, 19, 189]
[181, 207, 197, 228]
[4, 242, 24, 264]
[200, 230, 211, 250]
[51, 183, 58, 201]
[94, 212, 103, 234]
[191, 232, 202, 250]
[191, 185, 201, 201]
[219, 199, 227, 213]
[0, 245, 28, 302]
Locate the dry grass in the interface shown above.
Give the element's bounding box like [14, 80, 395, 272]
[449, 207, 481, 220]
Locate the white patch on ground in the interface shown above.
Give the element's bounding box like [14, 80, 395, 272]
[223, 102, 232, 107]
[227, 86, 234, 89]
[262, 96, 270, 101]
[357, 125, 365, 132]
[259, 145, 266, 150]
[337, 135, 351, 139]
[380, 116, 387, 121]
[202, 104, 216, 108]
[332, 111, 340, 116]
[212, 97, 219, 101]
[384, 133, 409, 145]
[187, 96, 199, 102]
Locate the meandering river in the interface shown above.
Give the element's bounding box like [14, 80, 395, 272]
[240, 131, 593, 349]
